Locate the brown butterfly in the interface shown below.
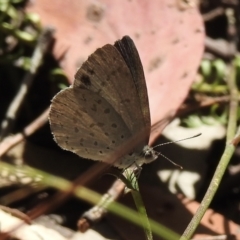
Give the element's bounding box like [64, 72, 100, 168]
[49, 36, 158, 168]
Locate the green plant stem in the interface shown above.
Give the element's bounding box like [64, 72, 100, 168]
[180, 58, 239, 240]
[124, 168, 152, 240]
[0, 161, 180, 240]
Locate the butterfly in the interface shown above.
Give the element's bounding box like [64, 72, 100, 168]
[49, 36, 158, 169]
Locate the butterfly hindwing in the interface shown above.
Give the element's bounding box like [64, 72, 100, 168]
[49, 87, 133, 164]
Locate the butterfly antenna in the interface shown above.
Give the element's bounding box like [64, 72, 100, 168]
[156, 151, 183, 169]
[153, 133, 201, 169]
[153, 133, 201, 148]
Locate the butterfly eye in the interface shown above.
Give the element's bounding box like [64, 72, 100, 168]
[145, 151, 154, 158]
[142, 146, 158, 162]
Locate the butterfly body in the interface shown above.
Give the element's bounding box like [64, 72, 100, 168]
[49, 36, 158, 168]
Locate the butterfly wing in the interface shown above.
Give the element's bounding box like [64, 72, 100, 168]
[114, 36, 151, 144]
[74, 36, 150, 147]
[49, 87, 133, 167]
[49, 36, 150, 167]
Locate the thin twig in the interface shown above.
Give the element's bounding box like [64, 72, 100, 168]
[177, 95, 230, 117]
[0, 28, 54, 140]
[0, 206, 31, 225]
[203, 7, 225, 21]
[180, 58, 239, 240]
[0, 107, 49, 157]
[205, 37, 235, 58]
[77, 166, 150, 232]
[78, 178, 125, 232]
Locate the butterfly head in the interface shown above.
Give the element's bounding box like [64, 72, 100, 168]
[141, 145, 159, 164]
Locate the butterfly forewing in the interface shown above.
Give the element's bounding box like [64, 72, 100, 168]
[74, 41, 149, 145]
[114, 36, 151, 143]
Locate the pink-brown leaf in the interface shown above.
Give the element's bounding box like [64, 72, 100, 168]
[26, 0, 204, 143]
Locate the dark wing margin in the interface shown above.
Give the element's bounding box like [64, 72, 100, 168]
[114, 36, 151, 142]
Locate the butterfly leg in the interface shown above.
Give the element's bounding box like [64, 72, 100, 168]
[123, 161, 142, 178]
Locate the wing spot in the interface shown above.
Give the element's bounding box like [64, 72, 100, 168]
[111, 70, 116, 76]
[75, 127, 79, 133]
[90, 133, 95, 137]
[80, 74, 91, 86]
[91, 104, 97, 111]
[80, 138, 84, 146]
[94, 141, 98, 146]
[98, 122, 105, 127]
[104, 108, 110, 114]
[112, 123, 117, 128]
[88, 68, 95, 75]
[95, 99, 102, 104]
[81, 94, 87, 102]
